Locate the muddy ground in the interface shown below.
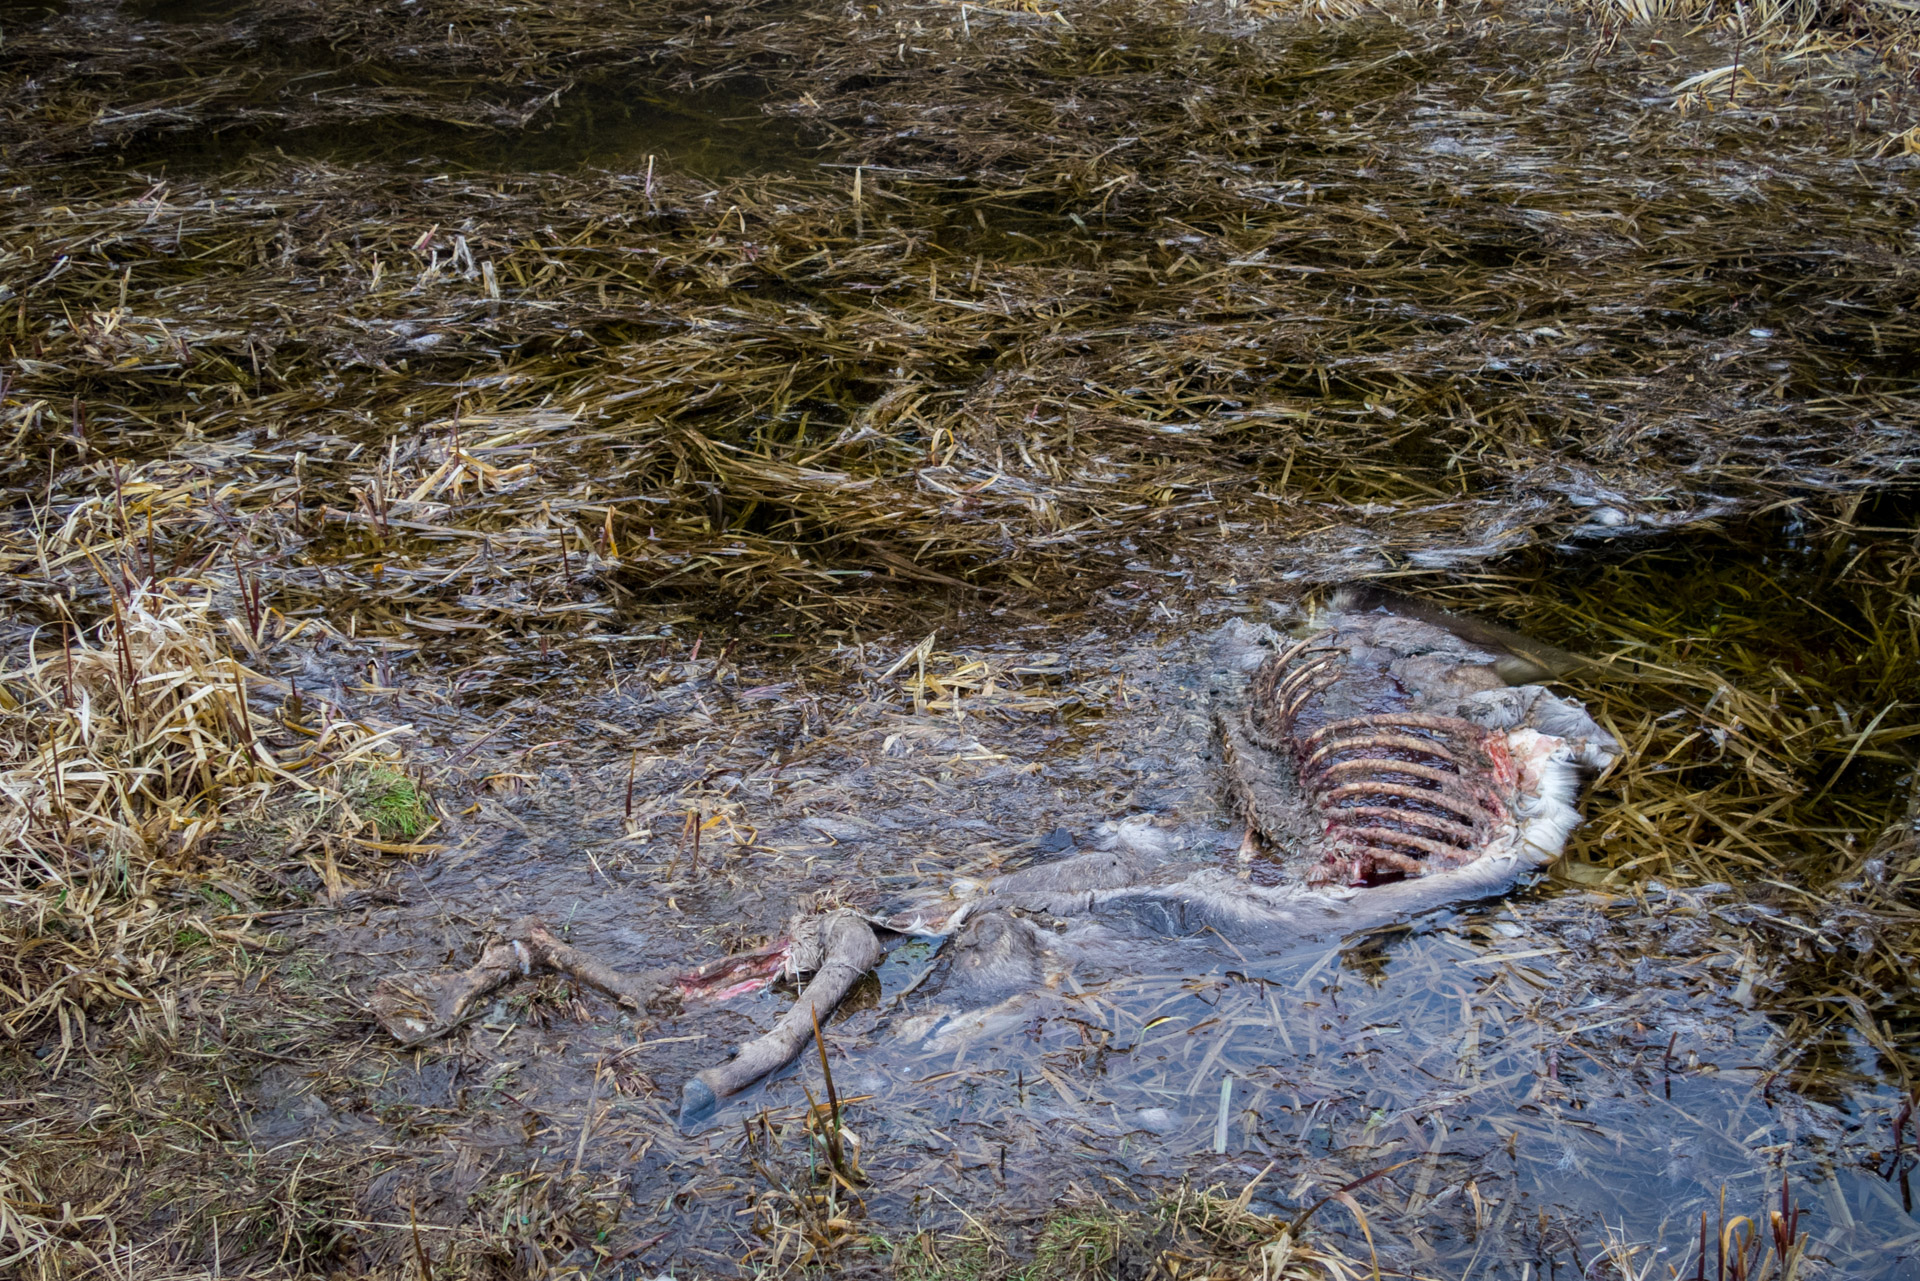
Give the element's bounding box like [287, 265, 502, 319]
[2, 0, 1920, 1276]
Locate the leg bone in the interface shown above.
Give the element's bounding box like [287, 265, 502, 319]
[371, 923, 667, 1047]
[678, 911, 882, 1129]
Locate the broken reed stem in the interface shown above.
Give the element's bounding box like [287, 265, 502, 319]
[568, 1063, 605, 1178]
[805, 1003, 855, 1185]
[409, 1200, 433, 1281]
[810, 1002, 842, 1139]
[1285, 1158, 1418, 1237]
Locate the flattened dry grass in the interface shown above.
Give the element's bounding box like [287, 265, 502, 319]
[897, 1182, 1375, 1281]
[893, 1177, 1815, 1281]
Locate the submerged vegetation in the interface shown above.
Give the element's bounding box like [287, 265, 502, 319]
[0, 0, 1917, 1275]
[893, 1183, 1374, 1280]
[1430, 500, 1920, 1074]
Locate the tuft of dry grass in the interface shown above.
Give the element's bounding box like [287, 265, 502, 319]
[0, 575, 417, 1040]
[0, 500, 426, 1275]
[895, 1181, 1372, 1281]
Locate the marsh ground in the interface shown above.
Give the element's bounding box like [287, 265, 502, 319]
[2, 0, 1919, 1275]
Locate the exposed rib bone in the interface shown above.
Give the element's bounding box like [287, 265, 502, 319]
[1278, 667, 1342, 729]
[1324, 805, 1478, 844]
[678, 911, 882, 1129]
[1354, 846, 1426, 873]
[1267, 655, 1341, 724]
[1301, 713, 1484, 750]
[1318, 779, 1485, 822]
[1274, 652, 1341, 697]
[1303, 732, 1460, 772]
[1258, 631, 1337, 682]
[1315, 759, 1505, 822]
[1316, 757, 1476, 792]
[1263, 636, 1319, 674]
[1345, 826, 1469, 860]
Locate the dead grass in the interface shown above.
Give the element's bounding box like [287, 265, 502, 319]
[893, 1176, 1817, 1280]
[0, 480, 429, 1276]
[1388, 497, 1920, 1080]
[0, 579, 414, 1034]
[893, 1183, 1372, 1281]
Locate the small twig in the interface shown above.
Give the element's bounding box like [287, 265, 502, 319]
[409, 1199, 433, 1281]
[1285, 1157, 1417, 1236]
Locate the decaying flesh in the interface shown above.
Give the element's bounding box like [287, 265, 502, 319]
[861, 595, 1617, 1054]
[1222, 586, 1616, 888]
[889, 592, 1614, 942]
[677, 911, 883, 1126]
[371, 593, 1615, 1125]
[369, 910, 884, 1124]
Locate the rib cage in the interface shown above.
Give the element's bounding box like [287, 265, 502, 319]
[1244, 629, 1512, 887]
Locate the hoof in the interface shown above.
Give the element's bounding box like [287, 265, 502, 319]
[678, 1076, 719, 1131]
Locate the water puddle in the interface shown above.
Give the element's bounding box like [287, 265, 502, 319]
[92, 74, 822, 178]
[291, 497, 1920, 1277]
[13, 1, 827, 179]
[0, 0, 64, 23]
[120, 0, 248, 20]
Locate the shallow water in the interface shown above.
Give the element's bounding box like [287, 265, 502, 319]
[4, 0, 1919, 1274]
[277, 505, 1917, 1277]
[123, 74, 819, 177]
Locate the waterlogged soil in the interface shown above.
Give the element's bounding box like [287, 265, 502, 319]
[4, 0, 1920, 1275]
[283, 508, 1920, 1278]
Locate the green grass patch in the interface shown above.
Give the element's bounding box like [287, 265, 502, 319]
[345, 765, 430, 840]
